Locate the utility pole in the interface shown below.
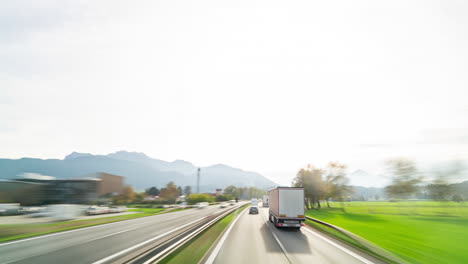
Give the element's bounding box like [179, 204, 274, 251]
[197, 168, 201, 194]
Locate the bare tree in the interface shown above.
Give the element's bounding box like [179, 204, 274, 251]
[325, 162, 352, 207]
[384, 158, 422, 199]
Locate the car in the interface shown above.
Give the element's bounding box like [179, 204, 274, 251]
[195, 202, 209, 209]
[109, 206, 126, 213]
[177, 202, 187, 208]
[86, 206, 109, 215]
[21, 206, 46, 215]
[28, 208, 50, 218]
[249, 206, 259, 214]
[85, 206, 100, 215]
[219, 203, 228, 208]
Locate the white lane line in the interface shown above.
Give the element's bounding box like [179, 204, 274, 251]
[1, 225, 145, 264]
[91, 216, 206, 264]
[302, 227, 375, 264]
[260, 209, 292, 264]
[204, 207, 248, 264]
[0, 209, 196, 247]
[1, 211, 211, 264]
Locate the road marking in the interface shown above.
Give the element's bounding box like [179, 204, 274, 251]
[0, 208, 196, 247]
[204, 207, 248, 264]
[260, 210, 292, 264]
[91, 216, 207, 264]
[0, 211, 211, 264]
[0, 225, 145, 264]
[302, 227, 375, 264]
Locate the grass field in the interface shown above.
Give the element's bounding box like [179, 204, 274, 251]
[159, 205, 248, 264]
[306, 201, 468, 264]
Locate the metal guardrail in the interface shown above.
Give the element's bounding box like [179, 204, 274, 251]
[118, 203, 247, 264]
[305, 216, 405, 264]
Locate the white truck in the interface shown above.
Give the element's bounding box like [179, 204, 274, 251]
[268, 187, 305, 229]
[251, 198, 258, 206]
[262, 195, 269, 207]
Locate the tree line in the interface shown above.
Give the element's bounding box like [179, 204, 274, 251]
[383, 158, 465, 202]
[111, 181, 190, 205]
[110, 181, 267, 205]
[292, 162, 352, 209]
[291, 158, 466, 210]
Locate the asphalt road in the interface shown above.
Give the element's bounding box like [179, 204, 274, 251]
[211, 207, 383, 264]
[0, 211, 139, 225]
[0, 205, 236, 264]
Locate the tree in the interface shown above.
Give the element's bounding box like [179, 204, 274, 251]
[177, 186, 183, 196]
[122, 186, 135, 202]
[223, 185, 238, 197]
[186, 194, 214, 204]
[427, 161, 464, 200]
[134, 192, 145, 203]
[292, 164, 325, 209]
[384, 159, 422, 199]
[215, 194, 233, 202]
[112, 186, 136, 205]
[324, 162, 352, 207]
[427, 182, 452, 200]
[453, 194, 464, 203]
[184, 186, 192, 196]
[146, 187, 160, 196]
[159, 182, 179, 203]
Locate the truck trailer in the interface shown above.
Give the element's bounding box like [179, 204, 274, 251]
[268, 187, 305, 229]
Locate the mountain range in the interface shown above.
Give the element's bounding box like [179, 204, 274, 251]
[0, 151, 278, 192]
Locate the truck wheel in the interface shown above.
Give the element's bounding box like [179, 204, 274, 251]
[269, 214, 273, 223]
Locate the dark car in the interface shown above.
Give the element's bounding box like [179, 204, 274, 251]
[249, 206, 259, 214]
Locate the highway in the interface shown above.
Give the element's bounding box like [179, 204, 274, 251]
[0, 205, 235, 264]
[209, 206, 384, 264]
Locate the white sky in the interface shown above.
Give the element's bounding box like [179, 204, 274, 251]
[1, 0, 468, 186]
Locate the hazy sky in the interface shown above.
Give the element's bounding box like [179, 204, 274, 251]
[1, 0, 468, 186]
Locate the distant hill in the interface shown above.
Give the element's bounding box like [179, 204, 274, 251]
[0, 151, 277, 192]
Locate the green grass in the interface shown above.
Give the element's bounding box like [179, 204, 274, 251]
[307, 201, 468, 264]
[0, 208, 175, 243]
[304, 219, 397, 263]
[127, 208, 166, 213]
[159, 205, 248, 264]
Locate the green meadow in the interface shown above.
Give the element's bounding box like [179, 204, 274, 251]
[307, 201, 468, 264]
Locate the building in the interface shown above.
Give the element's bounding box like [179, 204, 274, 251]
[0, 180, 46, 206]
[88, 172, 125, 196]
[2, 172, 126, 205]
[215, 189, 223, 196]
[9, 177, 100, 204]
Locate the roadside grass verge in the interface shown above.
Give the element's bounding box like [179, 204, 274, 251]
[127, 208, 166, 214]
[159, 205, 248, 264]
[306, 201, 468, 264]
[304, 219, 399, 264]
[0, 208, 185, 243]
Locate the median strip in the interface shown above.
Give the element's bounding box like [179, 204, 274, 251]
[92, 216, 208, 264]
[158, 204, 249, 264]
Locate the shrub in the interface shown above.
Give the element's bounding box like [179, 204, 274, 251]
[186, 194, 215, 205]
